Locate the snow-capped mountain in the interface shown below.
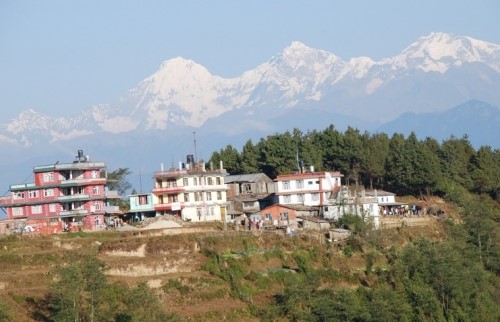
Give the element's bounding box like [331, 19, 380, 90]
[1, 32, 500, 147]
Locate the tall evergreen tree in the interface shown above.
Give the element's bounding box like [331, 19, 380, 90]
[240, 140, 259, 174]
[362, 132, 389, 189]
[440, 135, 475, 190]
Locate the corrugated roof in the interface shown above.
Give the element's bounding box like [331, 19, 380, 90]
[224, 173, 267, 183]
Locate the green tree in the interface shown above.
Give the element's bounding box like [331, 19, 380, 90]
[318, 124, 343, 171]
[470, 146, 500, 198]
[210, 145, 241, 175]
[51, 255, 107, 322]
[338, 127, 366, 186]
[240, 140, 259, 173]
[385, 133, 409, 194]
[106, 168, 132, 196]
[121, 282, 177, 322]
[362, 132, 389, 189]
[257, 132, 298, 178]
[440, 135, 475, 191]
[299, 130, 327, 172]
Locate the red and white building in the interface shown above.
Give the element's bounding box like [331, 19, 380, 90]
[0, 150, 120, 234]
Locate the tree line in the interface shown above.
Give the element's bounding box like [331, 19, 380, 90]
[209, 125, 499, 200]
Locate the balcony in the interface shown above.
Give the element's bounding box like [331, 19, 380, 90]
[152, 186, 184, 194]
[58, 194, 91, 202]
[59, 178, 106, 186]
[59, 209, 89, 217]
[154, 202, 183, 212]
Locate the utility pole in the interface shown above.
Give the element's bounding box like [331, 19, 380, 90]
[193, 131, 198, 163]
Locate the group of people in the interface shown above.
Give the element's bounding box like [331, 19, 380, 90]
[381, 204, 422, 217]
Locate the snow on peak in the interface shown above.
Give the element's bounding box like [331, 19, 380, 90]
[388, 32, 500, 73]
[6, 109, 50, 134]
[279, 41, 340, 66]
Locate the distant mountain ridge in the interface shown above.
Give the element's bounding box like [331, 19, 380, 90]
[377, 100, 500, 148]
[1, 32, 500, 148]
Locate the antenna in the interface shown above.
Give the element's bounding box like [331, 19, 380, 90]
[193, 131, 198, 163]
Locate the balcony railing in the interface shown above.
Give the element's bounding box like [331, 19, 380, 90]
[59, 209, 89, 217]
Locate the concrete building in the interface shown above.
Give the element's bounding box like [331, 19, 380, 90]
[224, 173, 274, 222]
[274, 168, 343, 218]
[128, 192, 155, 222]
[0, 150, 120, 234]
[151, 156, 228, 222]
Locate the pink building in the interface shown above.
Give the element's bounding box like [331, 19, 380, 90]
[0, 150, 119, 234]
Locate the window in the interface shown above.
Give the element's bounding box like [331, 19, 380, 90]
[282, 181, 290, 190]
[93, 186, 100, 195]
[73, 170, 83, 179]
[44, 188, 55, 197]
[297, 194, 304, 203]
[49, 204, 57, 212]
[283, 212, 289, 219]
[206, 192, 212, 201]
[243, 201, 254, 208]
[28, 190, 39, 198]
[168, 195, 178, 203]
[14, 192, 25, 199]
[210, 206, 215, 216]
[183, 178, 189, 186]
[31, 205, 42, 214]
[12, 207, 24, 217]
[193, 178, 198, 186]
[196, 207, 202, 218]
[284, 195, 291, 203]
[138, 195, 148, 205]
[91, 170, 99, 179]
[207, 177, 213, 185]
[216, 177, 221, 185]
[311, 193, 319, 201]
[43, 172, 53, 182]
[296, 180, 303, 189]
[217, 191, 222, 200]
[94, 201, 102, 210]
[265, 213, 272, 220]
[194, 192, 202, 201]
[184, 193, 190, 202]
[308, 181, 314, 185]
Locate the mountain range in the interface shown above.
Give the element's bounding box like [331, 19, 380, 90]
[0, 32, 499, 195]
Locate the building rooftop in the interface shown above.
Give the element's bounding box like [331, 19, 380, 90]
[224, 173, 270, 183]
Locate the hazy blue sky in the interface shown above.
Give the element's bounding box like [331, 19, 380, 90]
[1, 0, 499, 121]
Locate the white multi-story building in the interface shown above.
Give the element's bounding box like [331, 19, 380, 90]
[274, 168, 381, 228]
[151, 157, 228, 222]
[274, 168, 343, 214]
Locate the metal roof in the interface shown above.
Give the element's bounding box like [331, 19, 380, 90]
[224, 173, 268, 183]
